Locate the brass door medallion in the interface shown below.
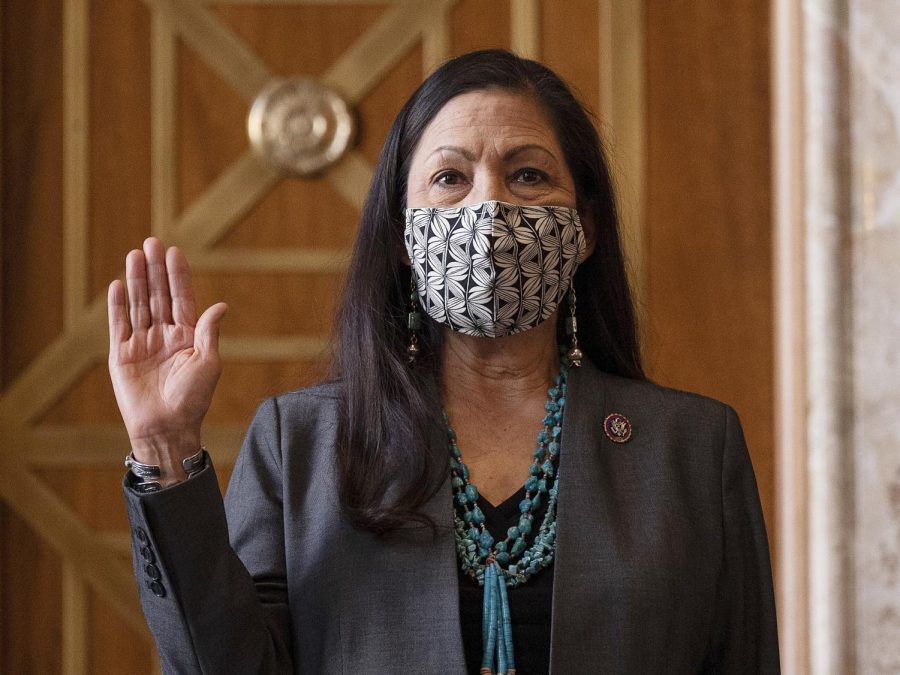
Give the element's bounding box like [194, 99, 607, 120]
[248, 77, 355, 177]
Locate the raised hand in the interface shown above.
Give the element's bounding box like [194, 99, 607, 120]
[108, 237, 227, 483]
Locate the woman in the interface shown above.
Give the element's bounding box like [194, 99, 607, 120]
[109, 50, 779, 674]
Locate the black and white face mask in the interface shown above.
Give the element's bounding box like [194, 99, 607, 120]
[404, 200, 586, 338]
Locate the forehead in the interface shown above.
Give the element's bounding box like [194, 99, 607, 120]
[415, 89, 562, 155]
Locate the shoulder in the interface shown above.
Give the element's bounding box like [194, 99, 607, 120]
[602, 370, 732, 421]
[236, 380, 345, 483]
[257, 378, 343, 415]
[271, 379, 342, 411]
[243, 379, 344, 446]
[581, 359, 733, 418]
[574, 360, 739, 452]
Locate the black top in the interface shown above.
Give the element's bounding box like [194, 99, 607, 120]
[458, 485, 553, 675]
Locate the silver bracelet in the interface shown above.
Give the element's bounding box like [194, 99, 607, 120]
[125, 447, 207, 492]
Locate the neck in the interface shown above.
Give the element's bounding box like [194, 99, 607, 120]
[440, 315, 559, 406]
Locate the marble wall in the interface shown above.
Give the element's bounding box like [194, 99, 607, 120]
[849, 1, 900, 672]
[798, 0, 900, 672]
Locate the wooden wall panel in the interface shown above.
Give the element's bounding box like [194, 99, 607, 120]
[88, 0, 153, 298]
[1, 2, 66, 672]
[211, 6, 398, 250]
[644, 0, 775, 546]
[1, 0, 64, 385]
[215, 4, 389, 78]
[68, 4, 155, 671]
[1, 510, 64, 674]
[217, 175, 359, 249]
[177, 44, 249, 210]
[540, 0, 600, 114]
[41, 468, 134, 532]
[356, 44, 423, 166]
[192, 271, 340, 335]
[450, 0, 512, 55]
[39, 364, 123, 425]
[88, 592, 156, 675]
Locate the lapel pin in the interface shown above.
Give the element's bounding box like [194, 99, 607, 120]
[604, 413, 632, 443]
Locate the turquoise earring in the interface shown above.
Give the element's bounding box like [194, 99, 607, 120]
[407, 274, 422, 363]
[565, 288, 583, 367]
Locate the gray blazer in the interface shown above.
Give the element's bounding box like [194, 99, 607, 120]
[123, 361, 779, 674]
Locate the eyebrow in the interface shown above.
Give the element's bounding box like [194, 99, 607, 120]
[427, 143, 559, 163]
[428, 145, 476, 161]
[502, 144, 558, 162]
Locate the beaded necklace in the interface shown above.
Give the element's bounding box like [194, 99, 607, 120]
[447, 356, 569, 675]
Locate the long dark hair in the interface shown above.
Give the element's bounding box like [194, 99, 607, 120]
[331, 49, 644, 532]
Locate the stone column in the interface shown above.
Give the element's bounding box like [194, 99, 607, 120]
[775, 1, 900, 672]
[849, 2, 900, 672]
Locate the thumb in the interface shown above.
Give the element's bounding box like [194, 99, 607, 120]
[195, 302, 228, 356]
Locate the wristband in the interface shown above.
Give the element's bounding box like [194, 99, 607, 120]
[125, 447, 207, 492]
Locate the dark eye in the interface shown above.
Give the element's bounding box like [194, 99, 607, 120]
[514, 168, 546, 185]
[435, 171, 465, 186]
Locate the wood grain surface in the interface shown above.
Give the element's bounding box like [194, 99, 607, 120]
[644, 0, 775, 556]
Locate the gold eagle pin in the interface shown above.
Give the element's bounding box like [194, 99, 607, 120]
[603, 413, 632, 443]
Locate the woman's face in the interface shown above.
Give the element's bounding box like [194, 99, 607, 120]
[406, 89, 579, 212]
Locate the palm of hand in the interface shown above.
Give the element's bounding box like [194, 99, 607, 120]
[111, 324, 211, 439]
[108, 238, 227, 450]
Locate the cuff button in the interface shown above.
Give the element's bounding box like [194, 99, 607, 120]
[139, 546, 155, 563]
[148, 580, 166, 598]
[145, 563, 161, 581]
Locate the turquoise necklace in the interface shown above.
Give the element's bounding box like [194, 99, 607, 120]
[447, 356, 569, 675]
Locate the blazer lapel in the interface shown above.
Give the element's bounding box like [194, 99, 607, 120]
[549, 361, 639, 672]
[339, 365, 634, 673]
[334, 422, 467, 673]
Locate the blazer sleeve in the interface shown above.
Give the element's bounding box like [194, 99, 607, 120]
[122, 397, 293, 674]
[701, 405, 781, 674]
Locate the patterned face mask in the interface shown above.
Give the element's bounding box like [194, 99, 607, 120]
[404, 200, 586, 338]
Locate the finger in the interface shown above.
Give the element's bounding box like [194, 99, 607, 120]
[195, 302, 228, 356]
[166, 246, 197, 326]
[143, 237, 173, 324]
[107, 279, 131, 346]
[125, 249, 151, 331]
